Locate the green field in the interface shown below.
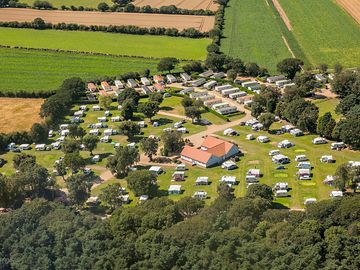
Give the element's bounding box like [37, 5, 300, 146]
[21, 0, 111, 8]
[278, 0, 360, 68]
[221, 0, 292, 72]
[313, 98, 341, 121]
[0, 28, 210, 60]
[0, 47, 161, 92]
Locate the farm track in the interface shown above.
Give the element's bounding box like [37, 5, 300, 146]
[272, 0, 292, 31]
[0, 8, 215, 32]
[336, 0, 360, 25]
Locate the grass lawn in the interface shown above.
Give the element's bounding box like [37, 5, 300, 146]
[21, 0, 112, 8]
[0, 28, 210, 60]
[221, 0, 292, 72]
[0, 47, 160, 92]
[160, 96, 185, 115]
[312, 98, 341, 121]
[278, 0, 360, 68]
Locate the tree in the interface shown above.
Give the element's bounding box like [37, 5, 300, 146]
[140, 138, 158, 161]
[335, 94, 359, 115]
[182, 61, 203, 74]
[83, 135, 99, 155]
[176, 197, 205, 218]
[277, 58, 304, 79]
[13, 154, 36, 170]
[245, 62, 260, 77]
[157, 57, 179, 73]
[205, 53, 228, 71]
[0, 174, 21, 208]
[63, 152, 85, 173]
[259, 113, 275, 131]
[107, 146, 139, 177]
[121, 99, 135, 120]
[62, 139, 81, 154]
[318, 64, 328, 74]
[317, 112, 336, 139]
[246, 184, 273, 200]
[59, 77, 85, 99]
[97, 2, 109, 11]
[331, 71, 359, 98]
[66, 174, 91, 206]
[138, 101, 160, 122]
[334, 63, 343, 74]
[333, 117, 360, 149]
[33, 1, 53, 10]
[54, 160, 67, 180]
[185, 106, 201, 122]
[99, 183, 124, 210]
[140, 68, 150, 78]
[161, 130, 184, 156]
[118, 88, 140, 106]
[181, 96, 194, 108]
[149, 92, 163, 104]
[217, 182, 235, 201]
[30, 123, 48, 143]
[334, 164, 350, 191]
[118, 121, 141, 140]
[207, 43, 220, 53]
[68, 124, 85, 139]
[250, 102, 264, 118]
[98, 95, 113, 110]
[126, 170, 158, 197]
[227, 69, 237, 81]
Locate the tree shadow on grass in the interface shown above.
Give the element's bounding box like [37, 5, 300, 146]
[272, 202, 290, 209]
[152, 117, 174, 126]
[160, 106, 174, 111]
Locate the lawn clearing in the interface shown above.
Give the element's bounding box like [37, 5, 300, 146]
[278, 0, 360, 68]
[0, 98, 43, 133]
[0, 47, 160, 92]
[312, 98, 341, 121]
[221, 0, 292, 72]
[0, 28, 210, 60]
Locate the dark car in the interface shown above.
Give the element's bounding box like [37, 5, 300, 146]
[276, 165, 285, 170]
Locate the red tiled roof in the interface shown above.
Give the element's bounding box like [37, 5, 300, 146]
[201, 136, 234, 157]
[181, 145, 212, 163]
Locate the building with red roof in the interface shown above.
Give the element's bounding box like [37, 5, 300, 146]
[180, 136, 240, 167]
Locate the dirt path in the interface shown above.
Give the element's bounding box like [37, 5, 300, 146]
[0, 8, 215, 32]
[272, 0, 293, 31]
[158, 111, 189, 120]
[281, 35, 295, 58]
[336, 0, 360, 25]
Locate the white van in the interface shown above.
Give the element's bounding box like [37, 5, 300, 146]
[295, 155, 308, 162]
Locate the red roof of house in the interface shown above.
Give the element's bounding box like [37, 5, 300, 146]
[181, 145, 212, 163]
[99, 90, 109, 96]
[154, 83, 165, 91]
[154, 75, 164, 82]
[201, 136, 234, 157]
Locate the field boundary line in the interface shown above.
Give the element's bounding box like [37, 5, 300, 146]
[281, 35, 295, 58]
[271, 0, 293, 31]
[335, 0, 360, 25]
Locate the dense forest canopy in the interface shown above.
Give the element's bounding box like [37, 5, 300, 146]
[0, 194, 359, 270]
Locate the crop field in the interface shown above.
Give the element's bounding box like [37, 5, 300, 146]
[0, 47, 161, 92]
[336, 0, 360, 25]
[0, 8, 215, 32]
[277, 0, 360, 68]
[0, 98, 43, 133]
[21, 0, 112, 8]
[0, 28, 210, 60]
[221, 0, 292, 72]
[134, 0, 218, 11]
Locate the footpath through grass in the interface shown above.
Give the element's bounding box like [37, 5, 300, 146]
[278, 0, 360, 68]
[0, 47, 160, 92]
[0, 28, 210, 60]
[221, 0, 292, 72]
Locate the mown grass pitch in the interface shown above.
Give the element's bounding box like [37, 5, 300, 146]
[221, 0, 292, 72]
[0, 47, 160, 92]
[277, 0, 360, 68]
[0, 28, 210, 60]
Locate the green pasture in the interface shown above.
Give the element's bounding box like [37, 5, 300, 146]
[21, 0, 111, 8]
[278, 0, 360, 68]
[221, 0, 292, 72]
[0, 28, 210, 60]
[0, 47, 160, 92]
[312, 98, 341, 121]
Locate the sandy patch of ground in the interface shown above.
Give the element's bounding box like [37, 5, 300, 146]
[272, 0, 293, 31]
[0, 97, 43, 133]
[0, 8, 215, 32]
[134, 0, 218, 11]
[248, 160, 260, 165]
[336, 0, 360, 24]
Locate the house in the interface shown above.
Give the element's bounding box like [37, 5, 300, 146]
[267, 75, 286, 83]
[220, 175, 237, 185]
[180, 73, 191, 82]
[168, 185, 182, 195]
[215, 84, 232, 92]
[331, 142, 346, 150]
[141, 77, 151, 86]
[212, 102, 229, 110]
[35, 144, 46, 151]
[92, 105, 101, 111]
[198, 94, 215, 101]
[221, 88, 240, 97]
[203, 80, 217, 89]
[101, 81, 111, 91]
[191, 78, 207, 87]
[290, 129, 303, 137]
[114, 80, 124, 89]
[211, 72, 225, 79]
[87, 82, 97, 92]
[195, 176, 209, 185]
[127, 79, 138, 88]
[272, 154, 290, 164]
[320, 155, 334, 163]
[330, 190, 343, 198]
[180, 136, 240, 168]
[172, 171, 185, 181]
[149, 166, 163, 175]
[154, 83, 165, 92]
[241, 81, 259, 89]
[257, 136, 270, 143]
[193, 191, 207, 200]
[141, 85, 152, 95]
[221, 160, 238, 170]
[204, 99, 222, 107]
[179, 87, 194, 95]
[166, 74, 177, 84]
[104, 111, 111, 117]
[153, 75, 164, 84]
[199, 70, 214, 77]
[275, 79, 291, 88]
[229, 91, 247, 99]
[313, 137, 327, 145]
[278, 140, 294, 148]
[190, 91, 208, 99]
[275, 190, 288, 197]
[304, 198, 317, 205]
[19, 144, 30, 151]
